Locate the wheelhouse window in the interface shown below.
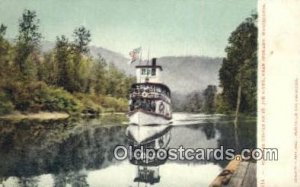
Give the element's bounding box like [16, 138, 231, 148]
[141, 68, 147, 75]
[151, 68, 156, 76]
[141, 68, 150, 75]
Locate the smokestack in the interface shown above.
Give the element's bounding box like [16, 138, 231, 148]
[152, 58, 156, 67]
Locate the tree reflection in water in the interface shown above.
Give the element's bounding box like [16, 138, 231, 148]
[0, 114, 256, 187]
[0, 117, 128, 186]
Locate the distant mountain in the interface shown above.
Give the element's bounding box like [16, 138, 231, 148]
[41, 41, 134, 74]
[88, 46, 223, 94]
[40, 42, 222, 94]
[154, 56, 222, 94]
[89, 46, 135, 75]
[41, 40, 55, 52]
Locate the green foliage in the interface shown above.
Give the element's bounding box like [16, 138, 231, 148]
[202, 85, 217, 114]
[92, 55, 107, 95]
[105, 63, 135, 98]
[174, 85, 217, 113]
[73, 26, 91, 54]
[74, 93, 104, 114]
[218, 14, 257, 114]
[100, 96, 128, 112]
[37, 86, 83, 113]
[0, 92, 14, 115]
[182, 91, 203, 113]
[0, 24, 12, 78]
[54, 35, 74, 91]
[0, 10, 135, 115]
[0, 24, 7, 39]
[15, 10, 42, 75]
[215, 94, 232, 114]
[74, 93, 128, 114]
[1, 81, 82, 113]
[100, 113, 128, 124]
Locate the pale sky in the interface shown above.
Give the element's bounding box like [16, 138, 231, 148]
[0, 0, 256, 57]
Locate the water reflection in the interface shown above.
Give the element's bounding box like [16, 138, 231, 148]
[126, 125, 172, 185]
[0, 116, 128, 186]
[0, 113, 256, 187]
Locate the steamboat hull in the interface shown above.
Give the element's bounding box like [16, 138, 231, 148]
[128, 110, 171, 126]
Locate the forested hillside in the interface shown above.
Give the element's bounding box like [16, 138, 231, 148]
[172, 14, 257, 115]
[0, 10, 257, 116]
[0, 10, 135, 115]
[217, 14, 257, 115]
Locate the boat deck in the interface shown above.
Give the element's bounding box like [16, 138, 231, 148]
[210, 156, 257, 187]
[223, 161, 256, 187]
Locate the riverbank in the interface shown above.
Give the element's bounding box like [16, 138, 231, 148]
[0, 111, 70, 120]
[0, 111, 128, 121]
[0, 81, 130, 117]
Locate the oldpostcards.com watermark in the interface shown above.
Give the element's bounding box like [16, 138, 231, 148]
[113, 145, 278, 162]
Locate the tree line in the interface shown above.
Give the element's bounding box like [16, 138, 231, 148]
[173, 14, 257, 116]
[0, 10, 135, 115]
[217, 14, 257, 116]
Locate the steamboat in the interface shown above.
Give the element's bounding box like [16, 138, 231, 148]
[128, 58, 172, 126]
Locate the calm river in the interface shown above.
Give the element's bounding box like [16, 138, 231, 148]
[0, 113, 256, 187]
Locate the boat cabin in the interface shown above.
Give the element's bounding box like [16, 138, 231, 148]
[128, 57, 172, 125]
[134, 166, 160, 185]
[129, 83, 171, 118]
[136, 58, 163, 83]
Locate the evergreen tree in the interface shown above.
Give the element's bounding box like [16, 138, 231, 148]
[0, 24, 10, 78]
[183, 91, 203, 112]
[73, 26, 91, 54]
[15, 10, 42, 76]
[0, 10, 136, 115]
[55, 35, 73, 91]
[92, 55, 108, 95]
[203, 85, 217, 113]
[218, 14, 257, 114]
[72, 26, 92, 92]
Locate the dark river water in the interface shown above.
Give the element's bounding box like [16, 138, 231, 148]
[0, 113, 256, 187]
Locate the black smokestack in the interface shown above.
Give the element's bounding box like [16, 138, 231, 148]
[152, 58, 156, 67]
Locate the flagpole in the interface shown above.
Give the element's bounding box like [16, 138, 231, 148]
[147, 47, 150, 65]
[140, 46, 142, 65]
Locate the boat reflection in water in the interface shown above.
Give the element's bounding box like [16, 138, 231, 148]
[0, 114, 256, 186]
[126, 124, 172, 185]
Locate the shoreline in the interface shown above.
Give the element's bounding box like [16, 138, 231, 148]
[0, 112, 70, 120]
[0, 111, 127, 121]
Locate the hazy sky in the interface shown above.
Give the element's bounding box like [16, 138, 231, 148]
[0, 0, 256, 57]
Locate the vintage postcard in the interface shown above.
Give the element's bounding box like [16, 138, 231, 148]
[0, 0, 299, 186]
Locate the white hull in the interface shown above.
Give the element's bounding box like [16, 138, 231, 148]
[129, 111, 171, 126]
[126, 125, 171, 144]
